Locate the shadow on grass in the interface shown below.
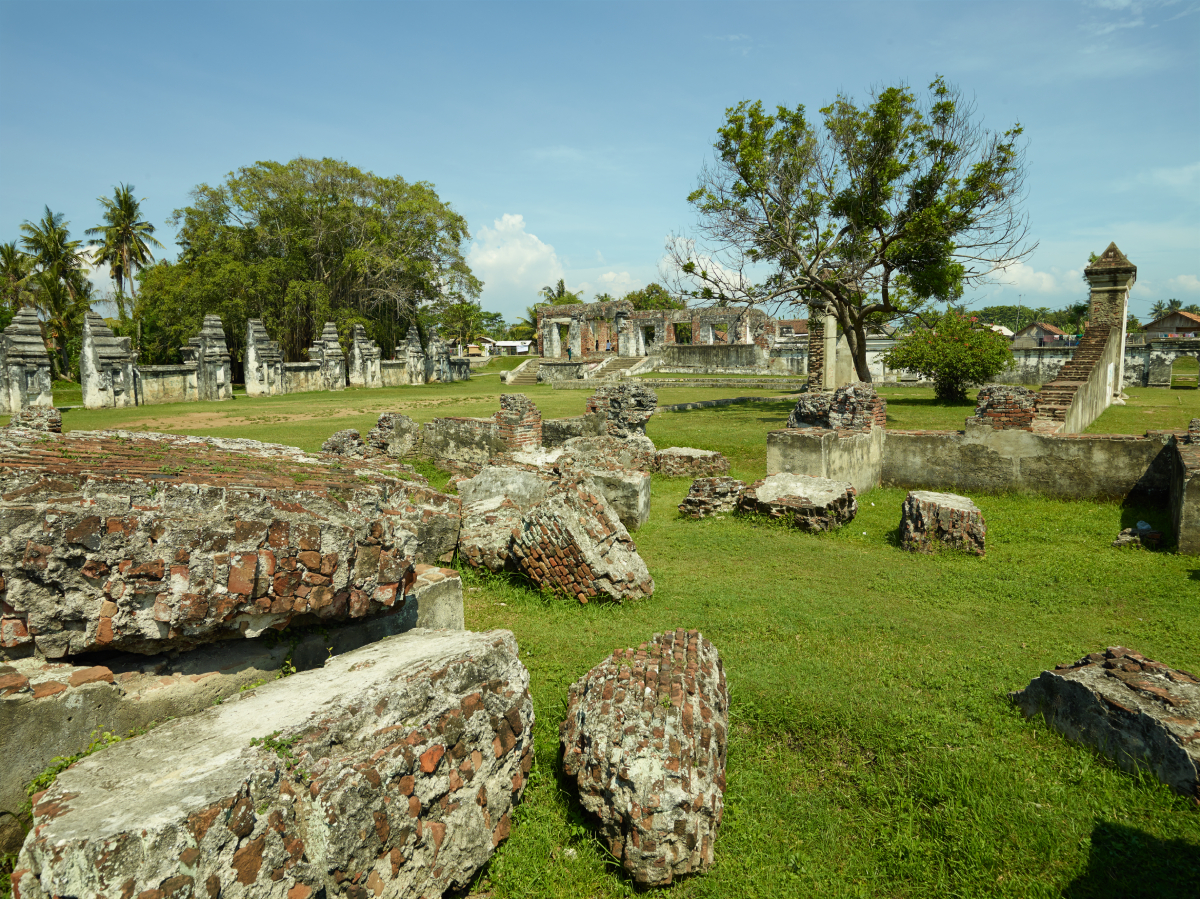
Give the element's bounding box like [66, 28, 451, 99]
[1061, 819, 1200, 899]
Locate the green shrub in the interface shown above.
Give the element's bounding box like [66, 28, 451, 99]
[884, 309, 1015, 402]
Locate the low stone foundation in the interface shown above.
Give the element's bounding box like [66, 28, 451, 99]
[678, 477, 745, 519]
[738, 473, 858, 531]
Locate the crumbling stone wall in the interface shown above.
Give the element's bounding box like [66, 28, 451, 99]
[787, 382, 886, 431]
[541, 410, 607, 448]
[0, 429, 460, 660]
[585, 383, 657, 438]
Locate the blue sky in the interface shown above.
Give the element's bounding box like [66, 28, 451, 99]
[1, 0, 1197, 325]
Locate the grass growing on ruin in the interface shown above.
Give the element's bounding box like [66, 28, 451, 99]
[460, 478, 1199, 899]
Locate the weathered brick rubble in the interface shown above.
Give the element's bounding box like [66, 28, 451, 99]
[509, 472, 654, 603]
[654, 447, 730, 478]
[786, 382, 886, 431]
[899, 490, 987, 556]
[678, 477, 746, 519]
[12, 629, 534, 899]
[585, 383, 658, 438]
[0, 429, 460, 659]
[1011, 646, 1200, 798]
[738, 473, 857, 530]
[560, 629, 728, 886]
[970, 384, 1037, 430]
[0, 567, 464, 855]
[4, 408, 61, 433]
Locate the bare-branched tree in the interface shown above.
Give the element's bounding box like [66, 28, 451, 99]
[665, 77, 1036, 381]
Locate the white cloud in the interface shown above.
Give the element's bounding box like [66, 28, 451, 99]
[467, 214, 564, 320]
[995, 261, 1082, 296]
[578, 270, 636, 299]
[1168, 274, 1200, 293]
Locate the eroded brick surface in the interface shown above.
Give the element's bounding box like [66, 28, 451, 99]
[560, 629, 728, 886]
[509, 474, 653, 603]
[898, 490, 986, 556]
[14, 629, 533, 899]
[585, 384, 657, 438]
[970, 385, 1036, 431]
[654, 447, 730, 479]
[787, 383, 886, 431]
[678, 478, 745, 519]
[0, 430, 459, 658]
[1011, 646, 1200, 798]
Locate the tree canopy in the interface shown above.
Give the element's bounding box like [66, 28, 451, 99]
[884, 308, 1014, 402]
[623, 282, 685, 311]
[669, 77, 1034, 381]
[86, 183, 163, 322]
[135, 157, 480, 364]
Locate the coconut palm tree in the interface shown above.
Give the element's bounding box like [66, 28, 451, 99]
[1150, 298, 1183, 319]
[19, 207, 91, 376]
[539, 278, 583, 305]
[0, 241, 33, 310]
[86, 184, 164, 310]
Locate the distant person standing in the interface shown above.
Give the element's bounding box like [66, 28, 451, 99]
[566, 346, 573, 362]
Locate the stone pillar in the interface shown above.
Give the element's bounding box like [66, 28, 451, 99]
[430, 331, 451, 382]
[181, 315, 233, 402]
[245, 319, 283, 397]
[349, 323, 382, 389]
[806, 307, 827, 390]
[543, 322, 562, 359]
[0, 307, 54, 413]
[1084, 243, 1136, 399]
[405, 326, 427, 385]
[81, 312, 137, 409]
[310, 322, 346, 391]
[567, 318, 582, 358]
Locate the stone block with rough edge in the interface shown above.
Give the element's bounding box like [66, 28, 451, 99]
[558, 434, 657, 472]
[0, 569, 463, 855]
[560, 629, 728, 886]
[1010, 646, 1200, 799]
[1189, 418, 1200, 444]
[655, 447, 730, 478]
[0, 429, 458, 659]
[585, 383, 658, 438]
[4, 407, 61, 433]
[321, 428, 367, 457]
[737, 473, 857, 530]
[787, 383, 885, 431]
[509, 474, 654, 602]
[367, 412, 422, 458]
[586, 468, 651, 532]
[12, 628, 533, 899]
[899, 490, 987, 556]
[678, 477, 746, 519]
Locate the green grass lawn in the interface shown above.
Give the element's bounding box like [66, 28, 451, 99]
[8, 376, 1200, 898]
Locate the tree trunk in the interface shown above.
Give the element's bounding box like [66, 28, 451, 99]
[851, 319, 872, 382]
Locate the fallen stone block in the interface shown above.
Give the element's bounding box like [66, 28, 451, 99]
[737, 473, 857, 530]
[585, 383, 657, 438]
[321, 428, 368, 457]
[509, 475, 654, 602]
[457, 465, 553, 573]
[655, 447, 730, 478]
[587, 468, 651, 532]
[899, 490, 987, 556]
[560, 629, 728, 886]
[678, 477, 746, 519]
[559, 434, 657, 472]
[13, 628, 533, 899]
[0, 430, 459, 659]
[1011, 646, 1200, 799]
[367, 412, 422, 458]
[0, 567, 463, 854]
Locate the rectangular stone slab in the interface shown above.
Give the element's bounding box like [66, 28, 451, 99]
[13, 628, 533, 899]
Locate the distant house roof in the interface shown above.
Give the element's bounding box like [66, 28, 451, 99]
[1014, 322, 1066, 338]
[983, 323, 1014, 337]
[1145, 310, 1200, 332]
[775, 319, 808, 335]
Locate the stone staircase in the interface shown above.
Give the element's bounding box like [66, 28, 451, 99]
[598, 357, 644, 379]
[506, 360, 541, 386]
[1033, 325, 1110, 427]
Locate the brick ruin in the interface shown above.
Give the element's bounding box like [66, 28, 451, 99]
[970, 385, 1037, 431]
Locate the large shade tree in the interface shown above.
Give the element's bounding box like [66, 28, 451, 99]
[136, 157, 481, 365]
[668, 78, 1035, 381]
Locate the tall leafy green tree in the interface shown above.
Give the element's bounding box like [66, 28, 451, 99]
[86, 183, 164, 321]
[623, 283, 685, 311]
[1150, 298, 1183, 319]
[669, 78, 1035, 381]
[135, 157, 481, 365]
[1, 241, 34, 312]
